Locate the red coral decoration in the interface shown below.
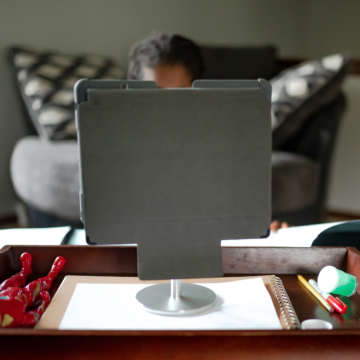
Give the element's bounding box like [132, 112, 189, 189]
[0, 253, 65, 328]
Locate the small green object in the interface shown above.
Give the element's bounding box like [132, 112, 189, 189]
[318, 266, 358, 297]
[33, 282, 41, 301]
[2, 314, 14, 328]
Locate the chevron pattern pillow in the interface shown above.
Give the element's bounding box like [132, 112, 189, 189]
[271, 53, 351, 148]
[8, 46, 125, 140]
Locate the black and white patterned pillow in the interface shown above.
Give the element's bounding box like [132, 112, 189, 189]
[8, 46, 125, 140]
[271, 53, 351, 148]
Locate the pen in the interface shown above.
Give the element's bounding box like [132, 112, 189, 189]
[297, 275, 334, 313]
[309, 279, 347, 314]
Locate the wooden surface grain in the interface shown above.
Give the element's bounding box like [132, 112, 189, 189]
[2, 335, 360, 360]
[222, 247, 348, 274]
[0, 245, 349, 278]
[1, 246, 360, 359]
[347, 247, 360, 294]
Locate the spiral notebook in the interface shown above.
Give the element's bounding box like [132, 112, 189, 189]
[36, 275, 300, 330]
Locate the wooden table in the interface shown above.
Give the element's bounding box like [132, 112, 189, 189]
[1, 245, 360, 360]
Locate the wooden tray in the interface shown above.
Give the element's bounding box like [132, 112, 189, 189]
[1, 245, 360, 360]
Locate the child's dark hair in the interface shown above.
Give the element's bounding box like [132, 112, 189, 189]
[127, 33, 205, 82]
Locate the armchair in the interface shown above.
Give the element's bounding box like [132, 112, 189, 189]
[9, 45, 348, 227]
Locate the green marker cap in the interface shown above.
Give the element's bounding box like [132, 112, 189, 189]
[318, 265, 358, 297]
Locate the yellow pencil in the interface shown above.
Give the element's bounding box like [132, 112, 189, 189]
[297, 275, 334, 313]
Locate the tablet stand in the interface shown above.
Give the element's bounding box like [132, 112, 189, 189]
[136, 279, 216, 315]
[75, 79, 272, 317]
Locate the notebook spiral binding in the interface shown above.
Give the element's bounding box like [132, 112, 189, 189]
[270, 276, 300, 329]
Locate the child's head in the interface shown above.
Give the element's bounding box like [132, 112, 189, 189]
[128, 34, 205, 88]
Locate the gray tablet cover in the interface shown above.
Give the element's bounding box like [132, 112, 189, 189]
[75, 79, 271, 280]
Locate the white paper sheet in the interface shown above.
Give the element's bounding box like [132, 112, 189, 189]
[67, 221, 346, 248]
[59, 278, 282, 330]
[66, 229, 87, 245]
[221, 221, 345, 247]
[67, 229, 137, 246]
[0, 226, 71, 249]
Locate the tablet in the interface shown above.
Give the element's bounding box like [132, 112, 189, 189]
[75, 79, 271, 280]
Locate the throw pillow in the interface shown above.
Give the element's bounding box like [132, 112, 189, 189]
[7, 46, 125, 140]
[271, 53, 351, 149]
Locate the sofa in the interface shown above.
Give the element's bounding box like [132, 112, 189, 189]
[8, 45, 349, 227]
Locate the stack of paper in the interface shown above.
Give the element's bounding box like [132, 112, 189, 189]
[221, 221, 345, 247]
[67, 221, 345, 248]
[0, 226, 71, 249]
[59, 278, 282, 330]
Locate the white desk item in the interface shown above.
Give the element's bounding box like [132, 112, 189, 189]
[301, 319, 333, 330]
[59, 279, 282, 330]
[36, 275, 300, 330]
[66, 229, 86, 245]
[67, 229, 136, 246]
[221, 221, 345, 247]
[68, 222, 345, 248]
[0, 226, 71, 249]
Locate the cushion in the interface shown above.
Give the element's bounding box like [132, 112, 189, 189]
[7, 46, 125, 140]
[271, 53, 351, 149]
[271, 151, 320, 213]
[10, 137, 80, 222]
[201, 46, 277, 80]
[11, 138, 319, 223]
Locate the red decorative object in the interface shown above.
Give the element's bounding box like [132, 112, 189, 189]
[0, 252, 65, 328]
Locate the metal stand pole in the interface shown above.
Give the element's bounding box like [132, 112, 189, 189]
[171, 279, 181, 300]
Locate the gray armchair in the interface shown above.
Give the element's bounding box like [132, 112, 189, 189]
[9, 45, 347, 227]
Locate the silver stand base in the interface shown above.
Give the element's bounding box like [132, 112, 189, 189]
[136, 279, 217, 316]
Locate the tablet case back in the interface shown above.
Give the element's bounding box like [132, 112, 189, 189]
[76, 80, 271, 280]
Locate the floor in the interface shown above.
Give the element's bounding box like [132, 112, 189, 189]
[0, 215, 19, 229]
[326, 212, 360, 223]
